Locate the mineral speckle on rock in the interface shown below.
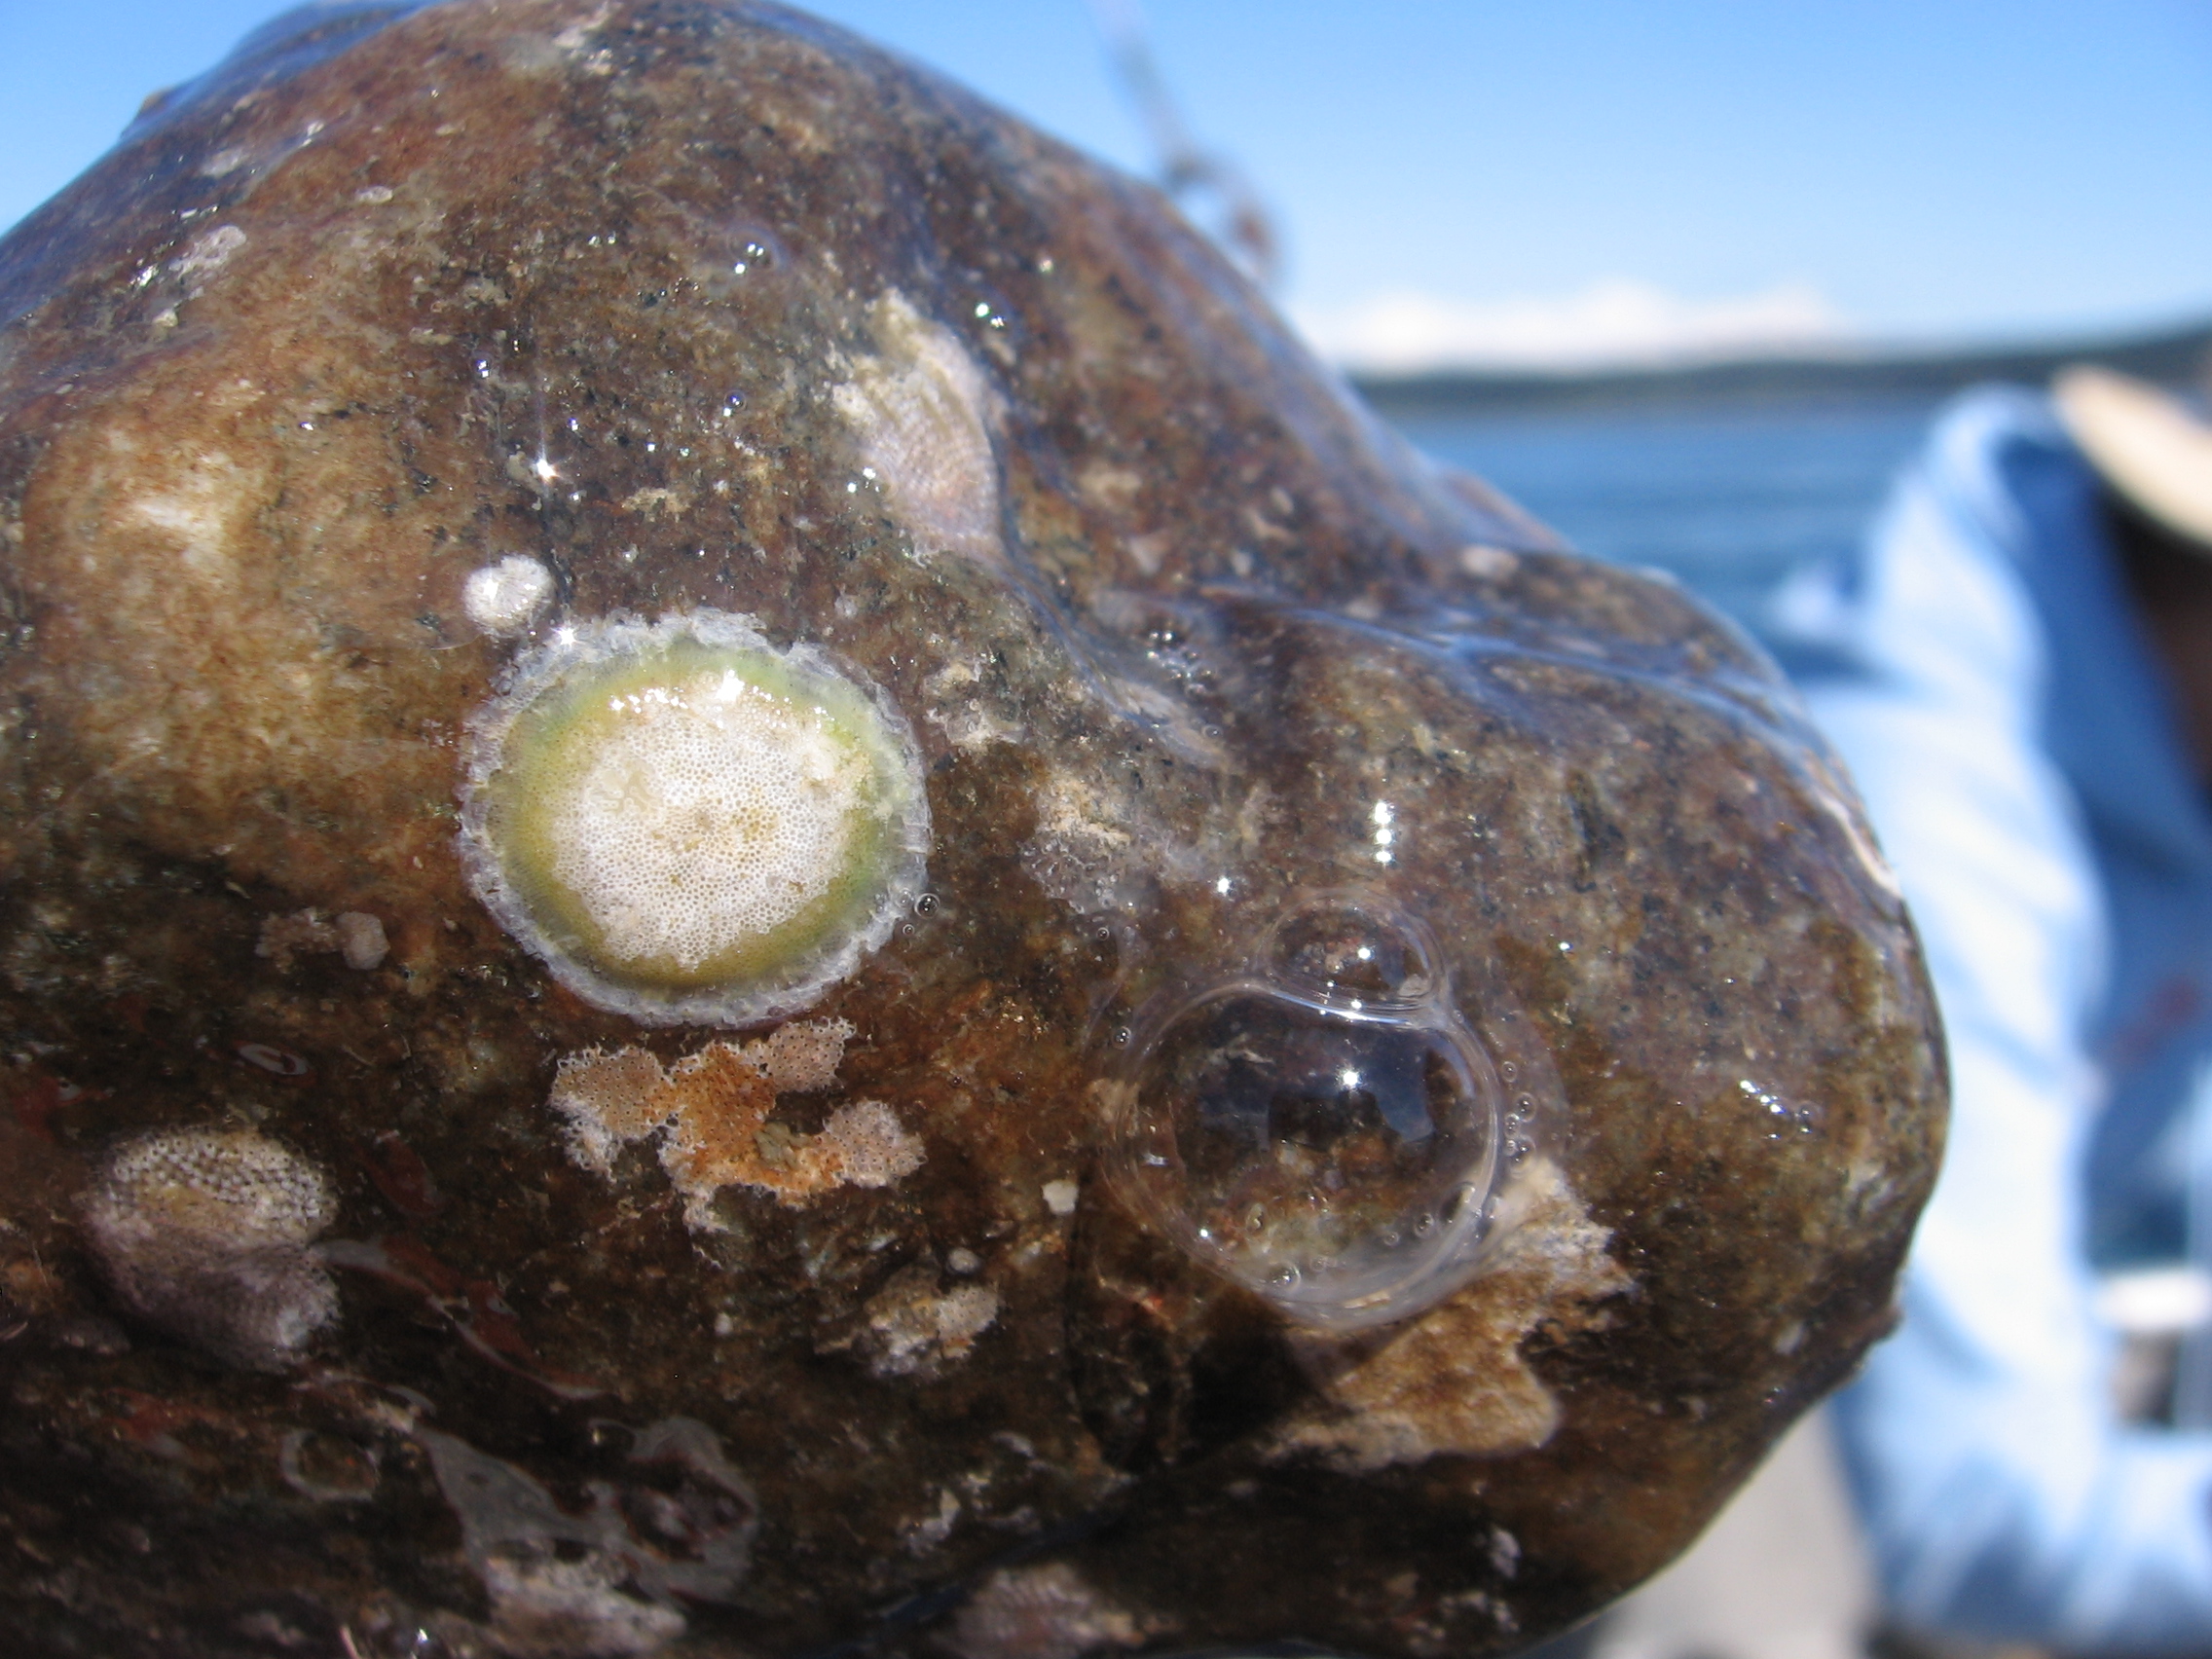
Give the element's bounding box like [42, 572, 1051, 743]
[0, 1, 1943, 1655]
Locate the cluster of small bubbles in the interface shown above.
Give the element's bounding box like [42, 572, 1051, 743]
[1110, 891, 1505, 1332]
[1502, 1092, 1538, 1166]
[731, 240, 770, 276]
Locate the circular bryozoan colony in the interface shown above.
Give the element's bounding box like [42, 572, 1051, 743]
[460, 611, 930, 1026]
[81, 1128, 339, 1372]
[1109, 894, 1505, 1332]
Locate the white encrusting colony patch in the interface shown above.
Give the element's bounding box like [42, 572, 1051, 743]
[459, 610, 930, 1026]
[858, 1260, 1000, 1380]
[548, 1017, 923, 1229]
[1269, 1157, 1630, 1470]
[80, 1127, 340, 1371]
[170, 224, 246, 293]
[946, 1563, 1151, 1659]
[257, 907, 388, 972]
[462, 553, 555, 636]
[833, 291, 1003, 564]
[545, 682, 850, 968]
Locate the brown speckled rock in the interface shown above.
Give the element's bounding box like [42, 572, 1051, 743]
[0, 3, 1945, 1655]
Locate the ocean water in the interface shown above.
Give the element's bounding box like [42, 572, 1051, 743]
[1393, 394, 1950, 645]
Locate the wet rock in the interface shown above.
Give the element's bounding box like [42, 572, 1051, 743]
[0, 1, 1944, 1654]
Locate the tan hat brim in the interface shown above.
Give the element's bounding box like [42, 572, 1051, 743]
[2053, 364, 2212, 550]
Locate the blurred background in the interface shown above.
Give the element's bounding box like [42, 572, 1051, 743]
[5, 0, 2212, 645]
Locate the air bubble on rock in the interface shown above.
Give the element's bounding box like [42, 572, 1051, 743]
[1262, 891, 1437, 1015]
[1108, 905, 1506, 1332]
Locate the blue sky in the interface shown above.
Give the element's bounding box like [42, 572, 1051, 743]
[4, 2, 2210, 368]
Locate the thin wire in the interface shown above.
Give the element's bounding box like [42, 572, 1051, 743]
[1084, 0, 1282, 291]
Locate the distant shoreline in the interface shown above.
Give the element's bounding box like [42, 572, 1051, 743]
[1350, 318, 2212, 418]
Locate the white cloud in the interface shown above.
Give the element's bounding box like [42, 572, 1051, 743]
[1291, 277, 1855, 375]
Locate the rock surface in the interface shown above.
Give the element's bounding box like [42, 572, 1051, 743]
[0, 2, 1945, 1655]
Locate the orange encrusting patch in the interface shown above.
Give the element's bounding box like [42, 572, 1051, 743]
[659, 1043, 827, 1201]
[548, 1017, 922, 1228]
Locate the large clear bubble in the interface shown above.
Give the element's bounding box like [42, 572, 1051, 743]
[1109, 895, 1505, 1331]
